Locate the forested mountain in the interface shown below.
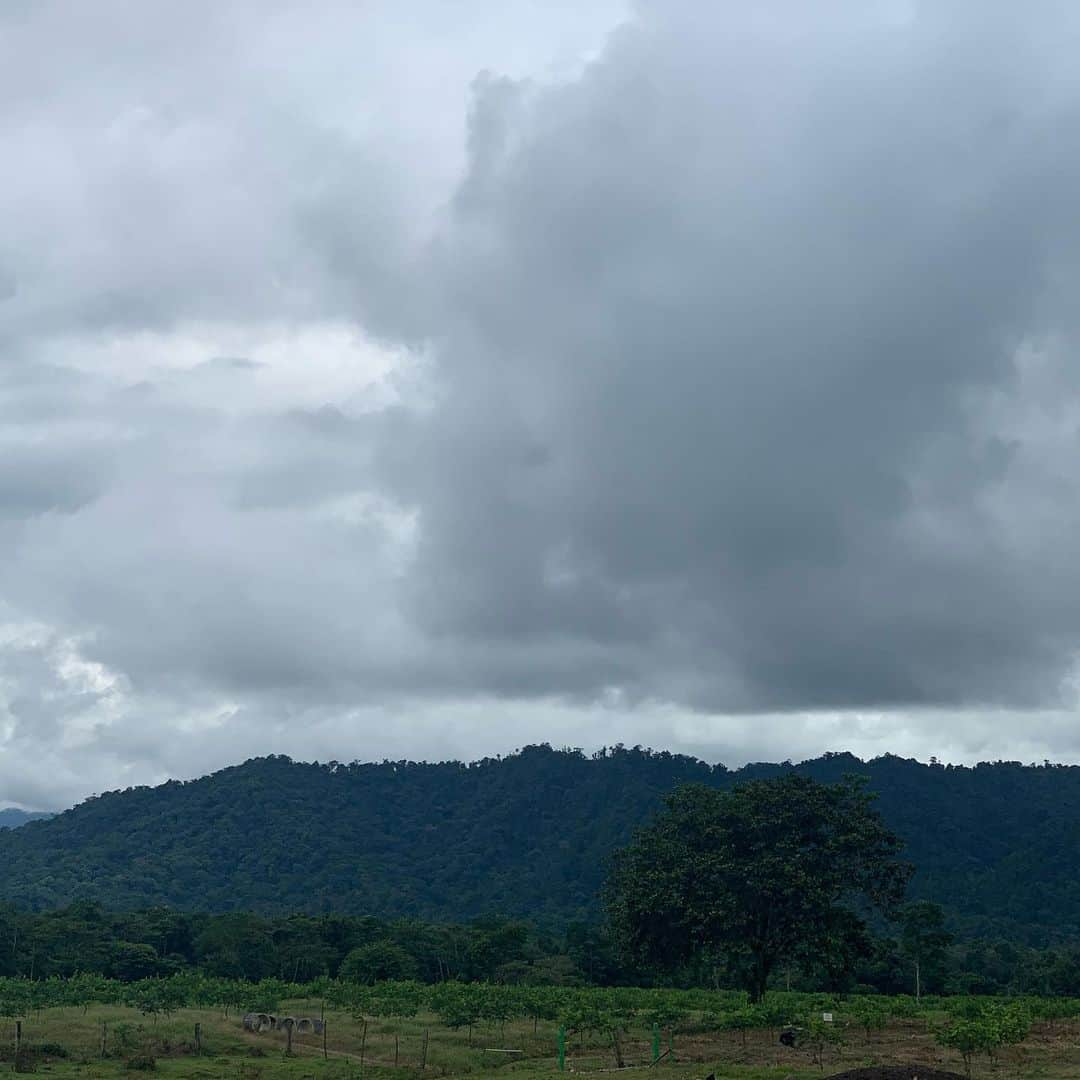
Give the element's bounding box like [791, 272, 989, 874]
[0, 808, 52, 829]
[0, 746, 1078, 943]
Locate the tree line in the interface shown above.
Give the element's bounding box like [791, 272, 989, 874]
[3, 900, 1080, 997]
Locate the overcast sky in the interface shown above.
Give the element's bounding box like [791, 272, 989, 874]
[6, 1, 1080, 809]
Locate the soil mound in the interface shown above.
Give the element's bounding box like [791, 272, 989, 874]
[827, 1070, 966, 1080]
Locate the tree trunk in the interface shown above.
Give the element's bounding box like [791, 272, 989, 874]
[915, 959, 921, 1001]
[750, 956, 770, 1004]
[744, 939, 776, 1003]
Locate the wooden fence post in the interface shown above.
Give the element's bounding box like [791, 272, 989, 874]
[323, 1019, 328, 1060]
[421, 1027, 429, 1070]
[359, 1018, 368, 1075]
[194, 1022, 201, 1054]
[100, 1021, 107, 1059]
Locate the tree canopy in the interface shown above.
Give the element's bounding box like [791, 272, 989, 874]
[605, 775, 912, 1001]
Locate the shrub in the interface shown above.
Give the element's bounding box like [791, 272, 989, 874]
[846, 998, 889, 1040]
[934, 1003, 1031, 1077]
[801, 1015, 848, 1069]
[124, 1052, 157, 1071]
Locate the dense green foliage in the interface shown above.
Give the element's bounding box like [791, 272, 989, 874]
[0, 904, 554, 985]
[1, 746, 1080, 943]
[606, 776, 910, 1000]
[4, 901, 1080, 998]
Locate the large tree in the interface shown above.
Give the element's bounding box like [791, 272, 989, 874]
[899, 900, 952, 999]
[605, 774, 912, 1001]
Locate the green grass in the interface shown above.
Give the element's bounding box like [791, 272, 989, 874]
[2, 1002, 1076, 1079]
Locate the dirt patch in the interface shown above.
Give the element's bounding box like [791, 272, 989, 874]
[827, 1069, 966, 1080]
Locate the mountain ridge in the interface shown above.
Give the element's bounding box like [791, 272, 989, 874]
[0, 746, 1077, 943]
[0, 808, 53, 830]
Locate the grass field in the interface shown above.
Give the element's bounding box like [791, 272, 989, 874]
[3, 1001, 1080, 1080]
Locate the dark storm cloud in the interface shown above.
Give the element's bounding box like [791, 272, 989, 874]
[6, 0, 1080, 807]
[367, 1, 1080, 712]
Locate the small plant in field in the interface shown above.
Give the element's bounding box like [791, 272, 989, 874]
[559, 998, 633, 1068]
[0, 982, 31, 1023]
[933, 1002, 1031, 1077]
[109, 1023, 146, 1058]
[944, 996, 992, 1020]
[989, 1001, 1032, 1050]
[801, 1014, 847, 1070]
[477, 985, 515, 1045]
[934, 1016, 993, 1077]
[642, 999, 688, 1060]
[717, 1007, 760, 1049]
[123, 978, 186, 1022]
[846, 998, 889, 1041]
[1030, 995, 1080, 1030]
[887, 994, 922, 1019]
[431, 982, 483, 1045]
[123, 1051, 157, 1071]
[518, 986, 561, 1035]
[242, 978, 289, 1016]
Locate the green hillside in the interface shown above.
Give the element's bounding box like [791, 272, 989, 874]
[0, 746, 1077, 943]
[0, 808, 51, 829]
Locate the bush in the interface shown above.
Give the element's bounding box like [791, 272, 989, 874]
[717, 1007, 757, 1047]
[846, 998, 889, 1039]
[801, 1014, 848, 1068]
[34, 1043, 69, 1058]
[109, 1023, 145, 1057]
[934, 1002, 1031, 1077]
[12, 1048, 35, 1074]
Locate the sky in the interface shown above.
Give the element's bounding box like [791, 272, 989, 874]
[5, 1, 1080, 809]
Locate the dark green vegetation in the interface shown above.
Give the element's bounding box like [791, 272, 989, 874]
[607, 777, 910, 1001]
[0, 904, 548, 984]
[0, 894, 1069, 996]
[3, 892, 1080, 996]
[1, 747, 1080, 944]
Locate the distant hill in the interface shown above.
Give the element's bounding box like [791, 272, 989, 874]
[0, 746, 1077, 943]
[0, 808, 52, 830]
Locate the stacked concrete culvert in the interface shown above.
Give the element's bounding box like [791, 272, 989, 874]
[242, 1013, 323, 1037]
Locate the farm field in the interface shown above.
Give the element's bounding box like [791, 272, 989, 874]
[3, 984, 1080, 1079]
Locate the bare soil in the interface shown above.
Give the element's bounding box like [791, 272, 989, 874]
[826, 1069, 967, 1080]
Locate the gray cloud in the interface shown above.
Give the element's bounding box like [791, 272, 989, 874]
[377, 0, 1080, 713]
[4, 0, 1080, 808]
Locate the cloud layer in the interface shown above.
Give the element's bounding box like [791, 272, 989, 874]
[4, 1, 1080, 806]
